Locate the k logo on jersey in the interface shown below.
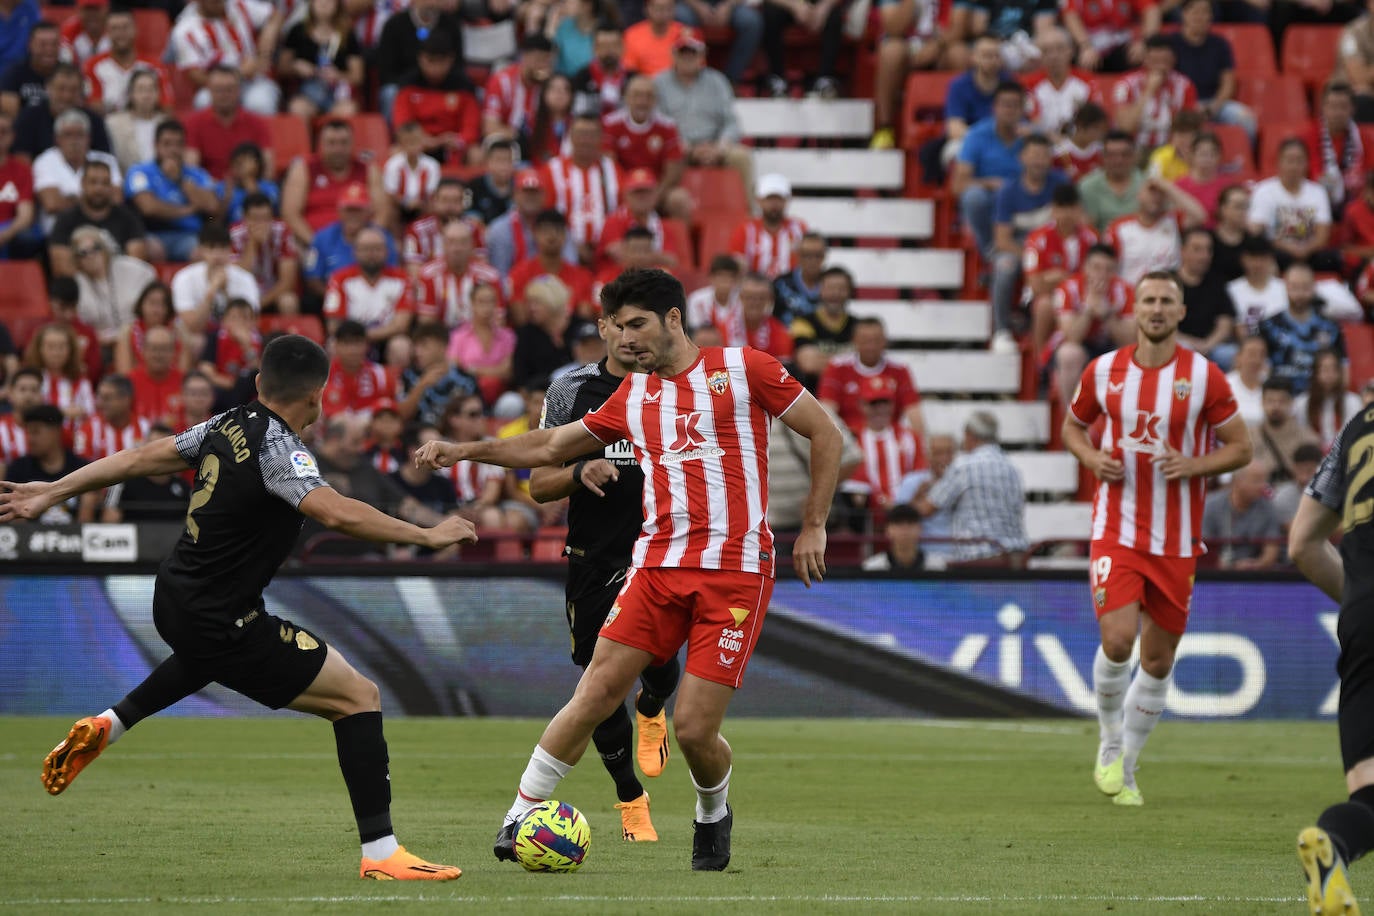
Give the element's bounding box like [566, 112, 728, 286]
[1122, 410, 1164, 452]
[663, 411, 725, 464]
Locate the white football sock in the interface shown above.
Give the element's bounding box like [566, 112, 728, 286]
[98, 709, 127, 746]
[505, 745, 573, 825]
[692, 767, 731, 824]
[1092, 648, 1130, 752]
[1122, 669, 1171, 787]
[361, 834, 399, 860]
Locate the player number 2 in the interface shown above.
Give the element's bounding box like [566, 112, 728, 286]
[184, 454, 221, 543]
[1344, 433, 1374, 532]
[1092, 556, 1112, 586]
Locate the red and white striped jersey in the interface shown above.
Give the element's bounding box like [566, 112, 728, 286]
[383, 152, 442, 212]
[60, 18, 110, 68]
[230, 219, 298, 296]
[83, 53, 173, 112]
[581, 346, 806, 576]
[352, 0, 409, 48]
[686, 285, 741, 332]
[42, 372, 96, 418]
[1110, 69, 1198, 149]
[1069, 345, 1239, 557]
[442, 457, 505, 504]
[0, 414, 27, 462]
[728, 216, 809, 279]
[403, 214, 486, 265]
[482, 63, 539, 133]
[1055, 139, 1104, 181]
[1054, 273, 1135, 344]
[850, 425, 921, 508]
[323, 265, 414, 329]
[170, 1, 270, 71]
[1023, 69, 1098, 137]
[1023, 223, 1099, 279]
[416, 256, 504, 327]
[72, 415, 151, 460]
[542, 155, 623, 248]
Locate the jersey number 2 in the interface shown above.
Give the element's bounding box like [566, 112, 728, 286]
[1345, 434, 1374, 533]
[184, 454, 221, 543]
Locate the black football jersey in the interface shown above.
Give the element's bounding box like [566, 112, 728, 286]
[1307, 403, 1374, 608]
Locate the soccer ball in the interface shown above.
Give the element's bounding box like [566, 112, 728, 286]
[512, 800, 591, 873]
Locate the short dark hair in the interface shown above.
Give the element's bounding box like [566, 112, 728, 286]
[242, 191, 274, 215]
[334, 320, 368, 343]
[1073, 102, 1108, 129]
[1051, 184, 1080, 207]
[886, 504, 921, 526]
[229, 141, 265, 171]
[50, 276, 79, 305]
[49, 62, 81, 84]
[1022, 133, 1052, 152]
[1324, 80, 1355, 101]
[993, 80, 1025, 101]
[98, 374, 134, 399]
[420, 31, 457, 58]
[533, 208, 567, 231]
[1240, 233, 1273, 257]
[484, 138, 517, 157]
[411, 321, 449, 345]
[1181, 226, 1214, 247]
[521, 33, 554, 53]
[1293, 442, 1325, 464]
[708, 254, 741, 275]
[258, 335, 331, 403]
[522, 373, 551, 394]
[1278, 137, 1309, 161]
[1103, 129, 1134, 148]
[207, 63, 240, 81]
[623, 226, 655, 244]
[1192, 130, 1222, 152]
[1218, 184, 1248, 210]
[599, 268, 686, 320]
[224, 297, 254, 315]
[11, 367, 42, 387]
[199, 222, 231, 247]
[82, 157, 111, 177]
[595, 17, 622, 34]
[154, 119, 184, 143]
[23, 404, 65, 427]
[1144, 34, 1173, 52]
[1086, 243, 1117, 261]
[1262, 377, 1293, 395]
[819, 266, 855, 294]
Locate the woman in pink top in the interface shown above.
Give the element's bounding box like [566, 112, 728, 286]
[448, 282, 515, 405]
[1176, 132, 1232, 229]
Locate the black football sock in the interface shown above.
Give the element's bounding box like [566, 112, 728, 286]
[636, 657, 680, 718]
[333, 711, 394, 843]
[592, 703, 643, 803]
[1318, 788, 1374, 863]
[112, 653, 212, 729]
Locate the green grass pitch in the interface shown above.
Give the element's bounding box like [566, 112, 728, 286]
[0, 716, 1349, 914]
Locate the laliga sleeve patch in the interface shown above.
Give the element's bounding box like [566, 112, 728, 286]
[290, 450, 320, 479]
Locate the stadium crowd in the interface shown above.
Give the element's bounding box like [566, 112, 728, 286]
[0, 0, 1371, 570]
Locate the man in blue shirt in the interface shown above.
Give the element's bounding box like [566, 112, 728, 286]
[953, 81, 1027, 259]
[943, 37, 1006, 156]
[1258, 261, 1347, 395]
[303, 183, 400, 299]
[988, 134, 1067, 352]
[0, 0, 41, 80]
[772, 230, 826, 324]
[125, 120, 220, 262]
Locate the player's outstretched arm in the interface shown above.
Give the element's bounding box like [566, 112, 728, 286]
[415, 423, 605, 477]
[299, 486, 478, 549]
[1289, 495, 1343, 603]
[0, 437, 190, 522]
[779, 390, 844, 587]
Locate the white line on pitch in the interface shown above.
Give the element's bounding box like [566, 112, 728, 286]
[0, 894, 1304, 906]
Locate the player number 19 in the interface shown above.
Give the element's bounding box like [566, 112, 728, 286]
[1092, 556, 1112, 586]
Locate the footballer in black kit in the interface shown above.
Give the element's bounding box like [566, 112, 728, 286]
[528, 348, 681, 845]
[1290, 402, 1374, 913]
[2, 335, 475, 881]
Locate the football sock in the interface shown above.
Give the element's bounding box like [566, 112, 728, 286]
[333, 712, 394, 846]
[505, 745, 573, 824]
[692, 766, 731, 824]
[361, 835, 400, 861]
[97, 709, 127, 746]
[1093, 647, 1131, 750]
[591, 703, 644, 803]
[1121, 669, 1170, 786]
[112, 653, 211, 730]
[637, 657, 681, 718]
[1319, 787, 1374, 863]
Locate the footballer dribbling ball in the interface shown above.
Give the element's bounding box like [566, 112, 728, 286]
[513, 800, 591, 873]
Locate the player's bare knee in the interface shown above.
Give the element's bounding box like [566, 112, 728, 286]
[1101, 634, 1133, 664]
[671, 716, 719, 760]
[1138, 653, 1173, 680]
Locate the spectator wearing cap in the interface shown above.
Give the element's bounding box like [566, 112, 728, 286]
[47, 157, 147, 275]
[542, 113, 624, 261]
[595, 167, 688, 271]
[486, 169, 579, 274]
[392, 32, 482, 166]
[861, 504, 926, 574]
[230, 192, 301, 316]
[603, 75, 685, 209]
[7, 404, 96, 523]
[729, 174, 807, 280]
[819, 315, 921, 434]
[0, 20, 59, 115]
[467, 138, 518, 226]
[914, 411, 1029, 567]
[416, 219, 503, 328]
[573, 20, 631, 114]
[277, 0, 364, 121]
[952, 81, 1027, 260]
[759, 0, 845, 99]
[323, 226, 415, 344]
[0, 0, 42, 84]
[83, 9, 173, 115]
[482, 33, 553, 144]
[321, 319, 392, 419]
[171, 223, 260, 335]
[1227, 233, 1286, 336]
[217, 142, 279, 226]
[1111, 35, 1198, 150]
[304, 183, 401, 300]
[447, 282, 515, 403]
[60, 0, 112, 70]
[377, 0, 466, 121]
[840, 374, 923, 514]
[624, 0, 689, 77]
[508, 209, 597, 323]
[14, 61, 111, 160]
[0, 110, 36, 260]
[125, 120, 220, 262]
[181, 66, 272, 181]
[397, 320, 478, 426]
[653, 29, 753, 200]
[280, 118, 386, 246]
[672, 0, 762, 84]
[171, 0, 283, 116]
[553, 319, 608, 378]
[717, 273, 794, 360]
[772, 231, 826, 324]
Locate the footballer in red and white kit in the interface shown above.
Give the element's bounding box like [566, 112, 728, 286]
[416, 269, 843, 869]
[1063, 270, 1252, 807]
[729, 174, 807, 280]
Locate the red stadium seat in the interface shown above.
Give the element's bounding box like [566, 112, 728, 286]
[1214, 24, 1276, 78]
[132, 9, 171, 60]
[1346, 322, 1374, 391]
[679, 168, 747, 228]
[1091, 74, 1121, 114]
[155, 261, 187, 285]
[899, 69, 957, 150]
[1236, 74, 1311, 125]
[1210, 123, 1255, 179]
[1259, 122, 1307, 175]
[696, 217, 738, 272]
[1283, 25, 1343, 89]
[10, 315, 50, 351]
[269, 116, 311, 178]
[662, 218, 694, 270]
[0, 261, 51, 320]
[260, 314, 325, 344]
[343, 114, 392, 164]
[530, 527, 567, 562]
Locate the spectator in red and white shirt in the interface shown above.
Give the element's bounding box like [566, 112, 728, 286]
[541, 113, 623, 261]
[1023, 28, 1098, 139]
[1025, 184, 1099, 357]
[0, 367, 44, 471]
[83, 9, 173, 113]
[23, 322, 95, 420]
[0, 110, 36, 259]
[1303, 82, 1374, 216]
[1063, 0, 1159, 73]
[402, 177, 474, 273]
[323, 226, 415, 344]
[508, 208, 596, 322]
[170, 0, 282, 116]
[196, 296, 261, 398]
[729, 173, 808, 279]
[1055, 102, 1109, 181]
[716, 272, 794, 361]
[60, 0, 111, 70]
[602, 75, 684, 208]
[384, 122, 443, 218]
[841, 375, 924, 512]
[1107, 177, 1204, 284]
[321, 318, 392, 418]
[73, 373, 150, 459]
[390, 31, 482, 166]
[230, 191, 301, 316]
[686, 253, 743, 332]
[482, 33, 553, 143]
[1111, 36, 1197, 150]
[595, 168, 688, 271]
[819, 317, 922, 435]
[417, 220, 504, 328]
[572, 21, 631, 115]
[1050, 243, 1134, 406]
